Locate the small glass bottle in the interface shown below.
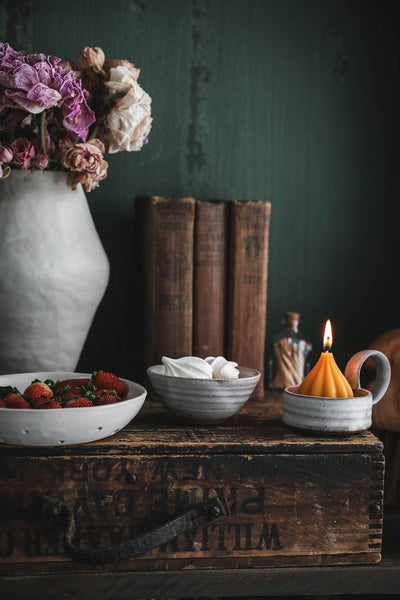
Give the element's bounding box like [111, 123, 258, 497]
[269, 312, 312, 390]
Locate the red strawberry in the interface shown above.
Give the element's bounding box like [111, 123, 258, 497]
[65, 397, 93, 408]
[24, 381, 53, 402]
[54, 378, 91, 393]
[93, 391, 120, 406]
[4, 393, 32, 409]
[3, 392, 22, 402]
[37, 400, 62, 409]
[59, 387, 92, 402]
[0, 399, 6, 408]
[92, 372, 126, 397]
[32, 395, 52, 408]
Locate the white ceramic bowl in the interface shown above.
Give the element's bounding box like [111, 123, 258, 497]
[0, 372, 147, 446]
[147, 365, 260, 424]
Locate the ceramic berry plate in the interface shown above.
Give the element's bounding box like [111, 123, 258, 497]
[0, 372, 147, 446]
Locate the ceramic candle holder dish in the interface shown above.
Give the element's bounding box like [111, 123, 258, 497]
[147, 365, 261, 424]
[282, 350, 391, 434]
[0, 372, 147, 446]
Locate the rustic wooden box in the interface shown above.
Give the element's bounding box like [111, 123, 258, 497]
[0, 396, 384, 575]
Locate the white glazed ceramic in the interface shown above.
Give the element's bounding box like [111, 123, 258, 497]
[0, 171, 110, 373]
[147, 365, 260, 424]
[282, 350, 391, 434]
[0, 372, 147, 446]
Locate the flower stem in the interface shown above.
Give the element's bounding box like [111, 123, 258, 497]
[87, 124, 98, 141]
[40, 111, 47, 155]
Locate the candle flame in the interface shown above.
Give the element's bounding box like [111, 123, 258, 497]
[323, 319, 333, 352]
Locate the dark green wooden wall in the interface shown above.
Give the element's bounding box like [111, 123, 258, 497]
[1, 0, 399, 382]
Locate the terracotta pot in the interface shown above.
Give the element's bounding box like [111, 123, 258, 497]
[0, 169, 110, 373]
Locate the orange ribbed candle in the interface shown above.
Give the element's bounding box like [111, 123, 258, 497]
[297, 320, 353, 398]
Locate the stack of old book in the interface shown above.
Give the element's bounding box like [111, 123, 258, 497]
[143, 196, 271, 397]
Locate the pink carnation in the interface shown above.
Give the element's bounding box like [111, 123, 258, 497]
[0, 42, 95, 141]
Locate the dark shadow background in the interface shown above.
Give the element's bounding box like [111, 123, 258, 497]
[1, 0, 400, 384]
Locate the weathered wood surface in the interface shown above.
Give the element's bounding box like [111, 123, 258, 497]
[0, 395, 384, 457]
[1, 553, 400, 600]
[0, 396, 384, 574]
[0, 451, 383, 571]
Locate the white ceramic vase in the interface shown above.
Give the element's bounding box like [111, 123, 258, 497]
[0, 169, 110, 373]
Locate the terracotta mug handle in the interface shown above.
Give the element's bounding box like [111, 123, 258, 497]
[344, 349, 391, 405]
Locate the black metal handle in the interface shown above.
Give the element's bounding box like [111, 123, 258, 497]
[41, 494, 230, 565]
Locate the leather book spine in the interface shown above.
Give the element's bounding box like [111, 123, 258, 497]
[193, 201, 229, 358]
[227, 201, 271, 397]
[144, 196, 196, 365]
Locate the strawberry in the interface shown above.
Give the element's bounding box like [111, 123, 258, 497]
[92, 372, 126, 397]
[65, 397, 94, 408]
[32, 395, 52, 408]
[58, 387, 92, 403]
[37, 400, 62, 409]
[54, 378, 91, 393]
[0, 399, 5, 408]
[3, 392, 23, 402]
[4, 393, 32, 409]
[93, 391, 120, 406]
[24, 381, 53, 402]
[0, 384, 21, 399]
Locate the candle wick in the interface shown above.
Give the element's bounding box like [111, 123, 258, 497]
[323, 337, 332, 352]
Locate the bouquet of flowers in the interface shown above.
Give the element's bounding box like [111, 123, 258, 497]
[0, 43, 152, 191]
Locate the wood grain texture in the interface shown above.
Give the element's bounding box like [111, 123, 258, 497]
[0, 395, 384, 457]
[0, 394, 384, 574]
[3, 556, 400, 600]
[0, 451, 383, 572]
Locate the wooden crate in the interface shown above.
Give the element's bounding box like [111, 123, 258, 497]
[0, 396, 384, 575]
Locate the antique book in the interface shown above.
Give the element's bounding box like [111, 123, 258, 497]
[227, 201, 271, 397]
[193, 201, 229, 358]
[144, 196, 196, 366]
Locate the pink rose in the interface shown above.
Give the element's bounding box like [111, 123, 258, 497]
[60, 138, 108, 192]
[10, 137, 35, 169]
[78, 47, 105, 73]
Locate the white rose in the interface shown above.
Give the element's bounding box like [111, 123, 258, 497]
[105, 65, 141, 93]
[103, 66, 152, 154]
